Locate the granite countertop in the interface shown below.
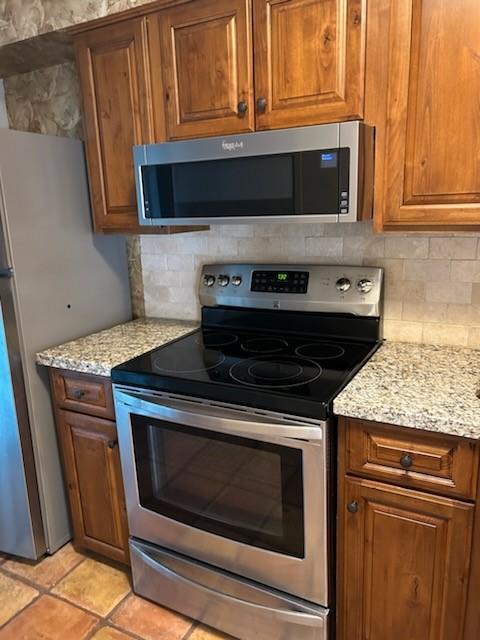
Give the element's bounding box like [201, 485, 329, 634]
[36, 318, 198, 377]
[334, 341, 480, 439]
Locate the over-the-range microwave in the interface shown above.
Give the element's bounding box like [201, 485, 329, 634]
[134, 121, 374, 226]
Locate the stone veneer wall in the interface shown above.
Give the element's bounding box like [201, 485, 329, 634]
[4, 62, 82, 137]
[140, 223, 480, 348]
[0, 0, 157, 46]
[0, 80, 8, 126]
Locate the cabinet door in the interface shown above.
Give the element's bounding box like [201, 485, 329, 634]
[375, 0, 480, 229]
[150, 0, 254, 140]
[339, 476, 474, 640]
[254, 0, 365, 130]
[56, 410, 129, 564]
[74, 19, 153, 232]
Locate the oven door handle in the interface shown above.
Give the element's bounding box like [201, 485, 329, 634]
[133, 540, 328, 627]
[115, 388, 324, 442]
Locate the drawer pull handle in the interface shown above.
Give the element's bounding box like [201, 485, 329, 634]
[73, 389, 86, 400]
[107, 439, 118, 450]
[347, 500, 359, 514]
[400, 453, 413, 469]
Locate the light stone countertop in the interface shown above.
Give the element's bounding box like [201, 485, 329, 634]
[334, 341, 480, 439]
[36, 318, 198, 377]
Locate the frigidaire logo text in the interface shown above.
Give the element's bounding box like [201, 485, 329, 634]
[222, 140, 244, 152]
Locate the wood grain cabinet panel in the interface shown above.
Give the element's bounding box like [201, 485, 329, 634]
[339, 476, 474, 640]
[346, 418, 479, 499]
[150, 0, 254, 139]
[253, 0, 365, 129]
[51, 369, 115, 420]
[375, 0, 480, 228]
[75, 18, 153, 232]
[56, 409, 129, 564]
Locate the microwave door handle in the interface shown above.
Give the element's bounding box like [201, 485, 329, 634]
[115, 388, 324, 442]
[133, 541, 327, 628]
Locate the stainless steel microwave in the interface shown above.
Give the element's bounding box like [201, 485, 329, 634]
[134, 122, 373, 226]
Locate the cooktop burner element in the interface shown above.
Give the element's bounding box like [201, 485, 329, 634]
[112, 263, 384, 419]
[196, 332, 239, 348]
[241, 337, 288, 354]
[295, 343, 346, 360]
[230, 355, 322, 388]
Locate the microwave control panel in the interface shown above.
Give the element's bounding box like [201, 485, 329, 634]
[251, 270, 309, 294]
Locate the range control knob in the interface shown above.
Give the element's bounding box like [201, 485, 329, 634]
[335, 277, 351, 293]
[217, 275, 230, 287]
[231, 275, 242, 287]
[203, 274, 215, 287]
[357, 278, 374, 294]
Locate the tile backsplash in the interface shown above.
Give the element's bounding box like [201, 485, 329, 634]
[140, 222, 480, 348]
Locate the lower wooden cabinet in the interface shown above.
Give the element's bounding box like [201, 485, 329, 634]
[339, 476, 474, 640]
[55, 407, 129, 564]
[337, 417, 480, 640]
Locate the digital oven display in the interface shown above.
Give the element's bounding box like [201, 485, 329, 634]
[251, 270, 309, 294]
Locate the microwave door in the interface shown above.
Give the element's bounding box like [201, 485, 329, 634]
[137, 153, 340, 225]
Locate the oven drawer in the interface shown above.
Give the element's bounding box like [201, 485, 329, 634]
[130, 539, 329, 640]
[345, 418, 479, 500]
[51, 369, 115, 420]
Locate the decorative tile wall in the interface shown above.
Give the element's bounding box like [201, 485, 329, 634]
[3, 61, 82, 137]
[140, 223, 480, 348]
[0, 0, 157, 47]
[0, 80, 8, 126]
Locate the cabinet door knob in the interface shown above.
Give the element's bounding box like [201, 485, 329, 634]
[73, 389, 86, 400]
[237, 100, 248, 115]
[256, 97, 267, 113]
[400, 453, 413, 469]
[107, 439, 118, 450]
[347, 500, 359, 514]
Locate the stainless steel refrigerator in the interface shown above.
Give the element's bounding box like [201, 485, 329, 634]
[0, 129, 131, 559]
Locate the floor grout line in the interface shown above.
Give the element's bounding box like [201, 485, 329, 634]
[0, 549, 234, 639]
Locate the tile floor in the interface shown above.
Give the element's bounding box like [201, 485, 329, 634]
[0, 545, 235, 640]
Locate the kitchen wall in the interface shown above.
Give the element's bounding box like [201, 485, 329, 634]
[3, 62, 82, 137]
[0, 80, 8, 126]
[0, 0, 156, 46]
[2, 10, 480, 349]
[140, 224, 480, 348]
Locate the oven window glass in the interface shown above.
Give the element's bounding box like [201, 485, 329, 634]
[131, 414, 305, 558]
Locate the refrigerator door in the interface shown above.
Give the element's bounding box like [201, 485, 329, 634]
[0, 267, 45, 558]
[0, 129, 131, 557]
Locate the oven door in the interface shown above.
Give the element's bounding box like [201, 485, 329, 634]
[114, 386, 329, 606]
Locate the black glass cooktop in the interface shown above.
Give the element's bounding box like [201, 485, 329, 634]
[112, 326, 380, 419]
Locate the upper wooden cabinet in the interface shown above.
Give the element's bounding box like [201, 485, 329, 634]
[254, 0, 365, 130]
[149, 0, 254, 139]
[374, 0, 480, 229]
[74, 19, 154, 232]
[148, 0, 365, 139]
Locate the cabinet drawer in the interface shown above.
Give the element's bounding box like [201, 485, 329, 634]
[51, 369, 115, 420]
[345, 419, 479, 500]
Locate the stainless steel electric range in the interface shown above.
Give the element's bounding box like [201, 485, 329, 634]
[112, 263, 384, 640]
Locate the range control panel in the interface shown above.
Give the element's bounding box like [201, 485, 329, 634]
[200, 263, 384, 318]
[251, 270, 309, 294]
